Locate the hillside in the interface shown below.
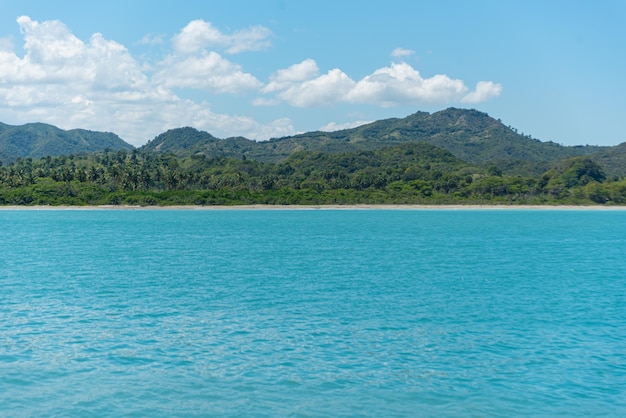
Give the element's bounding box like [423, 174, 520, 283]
[587, 142, 626, 179]
[3, 109, 626, 178]
[140, 108, 616, 176]
[3, 141, 625, 206]
[0, 122, 133, 164]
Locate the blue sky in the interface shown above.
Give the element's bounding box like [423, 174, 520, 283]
[0, 0, 624, 147]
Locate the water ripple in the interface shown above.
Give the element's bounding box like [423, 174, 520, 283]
[1, 210, 625, 416]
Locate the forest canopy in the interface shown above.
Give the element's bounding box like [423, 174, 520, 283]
[0, 145, 623, 206]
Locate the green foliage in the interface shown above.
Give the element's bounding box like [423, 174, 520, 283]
[4, 108, 626, 180]
[0, 122, 132, 165]
[544, 157, 606, 199]
[0, 145, 623, 206]
[2, 108, 626, 206]
[141, 127, 218, 155]
[137, 108, 618, 177]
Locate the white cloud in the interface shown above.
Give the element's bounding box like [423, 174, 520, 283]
[274, 68, 355, 107]
[462, 81, 503, 103]
[17, 16, 83, 63]
[0, 16, 501, 148]
[146, 100, 294, 141]
[252, 118, 295, 140]
[262, 58, 319, 93]
[5, 16, 148, 90]
[260, 59, 356, 107]
[0, 86, 293, 144]
[319, 120, 372, 132]
[0, 36, 14, 52]
[391, 47, 415, 58]
[172, 19, 272, 54]
[260, 60, 502, 107]
[0, 16, 289, 146]
[348, 62, 468, 106]
[154, 51, 262, 94]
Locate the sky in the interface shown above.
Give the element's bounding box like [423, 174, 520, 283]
[0, 0, 624, 147]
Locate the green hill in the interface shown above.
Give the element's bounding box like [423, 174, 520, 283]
[3, 108, 626, 179]
[587, 142, 626, 179]
[140, 108, 616, 176]
[140, 127, 218, 154]
[0, 122, 133, 164]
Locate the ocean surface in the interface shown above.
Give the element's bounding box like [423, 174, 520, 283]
[1, 209, 625, 417]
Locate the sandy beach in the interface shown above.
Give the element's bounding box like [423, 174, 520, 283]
[1, 204, 626, 210]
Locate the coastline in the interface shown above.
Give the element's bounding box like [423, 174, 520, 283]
[1, 204, 626, 210]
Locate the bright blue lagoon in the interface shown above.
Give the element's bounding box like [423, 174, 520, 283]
[1, 209, 625, 416]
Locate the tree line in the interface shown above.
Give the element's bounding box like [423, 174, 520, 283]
[0, 143, 624, 206]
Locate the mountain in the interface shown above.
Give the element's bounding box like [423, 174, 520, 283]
[271, 108, 608, 173]
[141, 127, 266, 160]
[140, 108, 616, 176]
[140, 127, 218, 154]
[4, 109, 626, 178]
[0, 122, 133, 164]
[587, 142, 626, 179]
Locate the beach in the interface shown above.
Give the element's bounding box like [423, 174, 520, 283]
[1, 204, 626, 210]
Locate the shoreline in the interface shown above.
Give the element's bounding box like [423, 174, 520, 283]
[1, 204, 626, 211]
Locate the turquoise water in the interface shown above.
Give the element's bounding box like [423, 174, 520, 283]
[1, 209, 625, 417]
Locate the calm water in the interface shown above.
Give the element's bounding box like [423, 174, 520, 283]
[1, 209, 625, 417]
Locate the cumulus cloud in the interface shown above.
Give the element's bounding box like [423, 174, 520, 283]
[259, 60, 502, 107]
[5, 16, 148, 90]
[262, 58, 320, 93]
[260, 59, 354, 107]
[252, 117, 295, 140]
[172, 19, 272, 54]
[0, 16, 502, 147]
[461, 81, 503, 103]
[274, 68, 355, 107]
[144, 100, 294, 141]
[0, 16, 290, 145]
[154, 51, 262, 94]
[348, 62, 468, 105]
[0, 15, 167, 137]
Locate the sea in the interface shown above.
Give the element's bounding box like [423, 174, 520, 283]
[1, 208, 625, 417]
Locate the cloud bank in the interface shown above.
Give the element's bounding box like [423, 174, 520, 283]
[258, 60, 502, 107]
[172, 19, 272, 54]
[0, 17, 502, 146]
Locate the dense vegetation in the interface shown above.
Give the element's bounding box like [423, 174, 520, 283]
[0, 121, 133, 165]
[1, 144, 624, 206]
[1, 108, 626, 206]
[141, 108, 623, 177]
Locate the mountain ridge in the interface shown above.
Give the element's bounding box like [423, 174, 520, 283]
[140, 108, 619, 176]
[0, 121, 133, 164]
[2, 108, 625, 177]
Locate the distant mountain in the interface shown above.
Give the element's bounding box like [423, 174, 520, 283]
[141, 127, 265, 161]
[4, 109, 626, 178]
[140, 127, 218, 154]
[0, 122, 133, 164]
[587, 142, 626, 179]
[140, 108, 616, 176]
